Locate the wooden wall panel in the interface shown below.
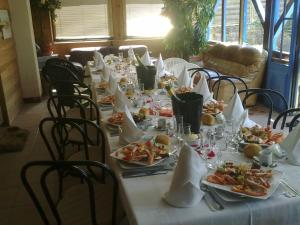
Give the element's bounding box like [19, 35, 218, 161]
[0, 0, 23, 125]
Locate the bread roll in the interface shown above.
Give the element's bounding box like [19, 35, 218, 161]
[155, 134, 170, 146]
[139, 107, 149, 116]
[244, 143, 262, 159]
[202, 113, 215, 126]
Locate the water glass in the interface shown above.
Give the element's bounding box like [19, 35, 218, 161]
[139, 83, 145, 94]
[167, 117, 177, 137]
[175, 115, 184, 138]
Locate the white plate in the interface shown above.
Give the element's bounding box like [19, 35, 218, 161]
[110, 142, 170, 166]
[202, 169, 283, 200]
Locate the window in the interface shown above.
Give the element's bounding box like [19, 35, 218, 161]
[246, 0, 265, 47]
[226, 0, 240, 43]
[208, 0, 266, 48]
[125, 0, 172, 38]
[55, 0, 110, 40]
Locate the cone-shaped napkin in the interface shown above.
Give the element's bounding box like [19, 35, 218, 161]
[280, 124, 300, 166]
[128, 47, 137, 62]
[94, 51, 105, 70]
[236, 109, 256, 128]
[102, 64, 111, 81]
[192, 75, 212, 103]
[141, 50, 152, 66]
[164, 144, 207, 207]
[119, 105, 143, 145]
[155, 54, 165, 77]
[223, 92, 244, 122]
[113, 86, 132, 112]
[106, 75, 118, 95]
[177, 67, 192, 88]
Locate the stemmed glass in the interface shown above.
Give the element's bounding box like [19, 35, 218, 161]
[151, 94, 161, 127]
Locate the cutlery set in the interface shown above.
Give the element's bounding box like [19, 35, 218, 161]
[201, 184, 224, 211]
[281, 180, 300, 198]
[121, 162, 175, 179]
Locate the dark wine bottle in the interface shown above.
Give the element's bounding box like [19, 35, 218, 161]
[165, 84, 185, 103]
[135, 55, 145, 68]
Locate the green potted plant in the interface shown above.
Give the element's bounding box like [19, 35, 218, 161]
[162, 0, 216, 60]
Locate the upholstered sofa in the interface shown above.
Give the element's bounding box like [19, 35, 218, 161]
[202, 43, 268, 104]
[68, 45, 147, 66]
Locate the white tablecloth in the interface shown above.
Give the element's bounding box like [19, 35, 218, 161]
[86, 61, 300, 225]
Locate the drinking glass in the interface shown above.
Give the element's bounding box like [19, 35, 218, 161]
[118, 52, 124, 62]
[167, 116, 177, 137]
[139, 83, 145, 94]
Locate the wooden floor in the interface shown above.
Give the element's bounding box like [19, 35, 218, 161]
[0, 99, 274, 225]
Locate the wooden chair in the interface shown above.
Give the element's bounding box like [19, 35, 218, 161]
[273, 108, 300, 132]
[238, 88, 288, 126]
[210, 75, 248, 101]
[21, 160, 120, 225]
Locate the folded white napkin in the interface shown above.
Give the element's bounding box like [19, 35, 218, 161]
[119, 105, 143, 145]
[164, 144, 207, 208]
[223, 91, 244, 122]
[155, 54, 165, 77]
[94, 51, 105, 70]
[141, 50, 152, 66]
[102, 64, 111, 81]
[177, 66, 192, 88]
[113, 87, 132, 112]
[280, 123, 300, 166]
[192, 75, 212, 103]
[239, 109, 257, 128]
[106, 75, 118, 95]
[128, 47, 137, 62]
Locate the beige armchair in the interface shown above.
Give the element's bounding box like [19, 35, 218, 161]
[202, 43, 268, 104]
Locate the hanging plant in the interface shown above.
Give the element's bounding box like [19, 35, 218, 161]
[30, 0, 62, 20]
[162, 0, 216, 60]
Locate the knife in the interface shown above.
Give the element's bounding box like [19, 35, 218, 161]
[203, 192, 219, 211]
[122, 170, 168, 178]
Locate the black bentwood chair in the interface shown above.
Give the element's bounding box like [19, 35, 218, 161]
[21, 160, 119, 225]
[209, 75, 249, 100]
[273, 108, 300, 132]
[188, 67, 221, 87]
[42, 65, 91, 97]
[47, 95, 100, 123]
[46, 57, 85, 82]
[39, 117, 105, 163]
[238, 88, 288, 126]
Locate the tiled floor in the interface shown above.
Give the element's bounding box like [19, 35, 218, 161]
[0, 99, 278, 225]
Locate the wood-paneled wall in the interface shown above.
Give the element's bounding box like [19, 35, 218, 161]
[0, 0, 23, 125]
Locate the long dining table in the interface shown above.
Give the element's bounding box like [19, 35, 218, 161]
[86, 60, 300, 225]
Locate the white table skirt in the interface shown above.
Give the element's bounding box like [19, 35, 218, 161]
[87, 61, 300, 225]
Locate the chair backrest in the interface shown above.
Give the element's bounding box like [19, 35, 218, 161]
[42, 64, 80, 84]
[165, 62, 199, 78]
[39, 117, 105, 161]
[210, 75, 249, 100]
[273, 108, 300, 132]
[46, 58, 84, 81]
[188, 67, 221, 87]
[238, 88, 288, 126]
[21, 160, 118, 225]
[47, 95, 99, 123]
[164, 58, 187, 72]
